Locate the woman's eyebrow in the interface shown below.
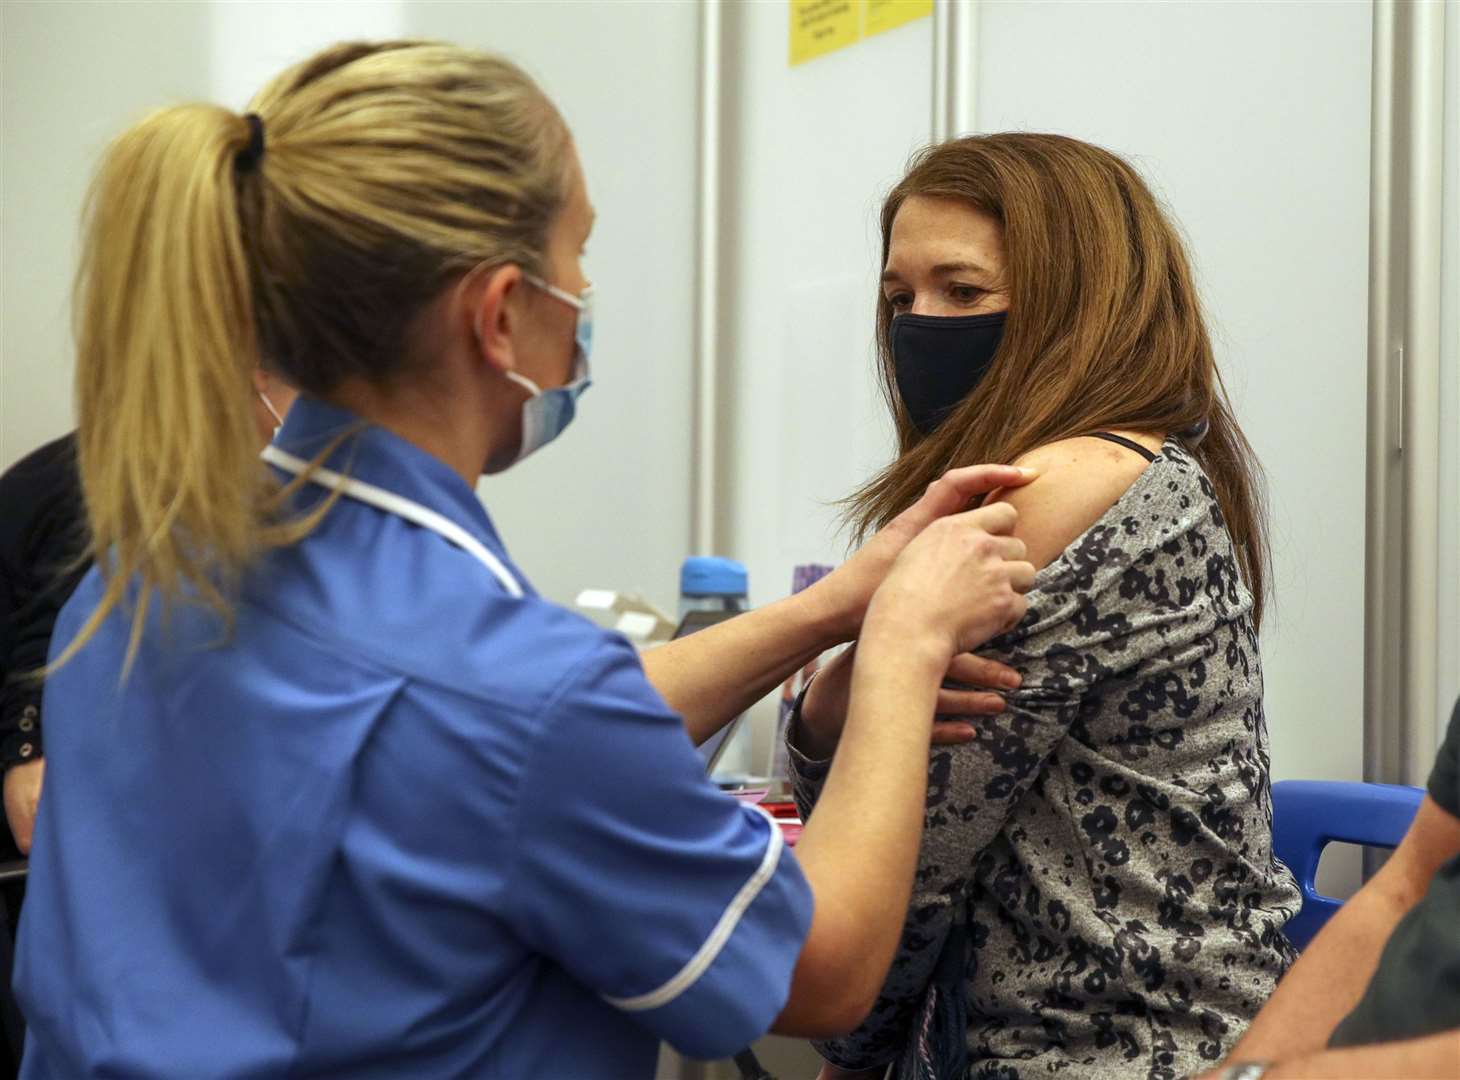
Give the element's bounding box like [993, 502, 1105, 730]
[880, 260, 990, 285]
[929, 260, 989, 277]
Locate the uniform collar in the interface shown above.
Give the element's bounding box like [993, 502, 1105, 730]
[272, 396, 513, 559]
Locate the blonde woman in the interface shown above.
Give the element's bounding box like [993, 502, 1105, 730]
[788, 135, 1301, 1080]
[13, 42, 1038, 1078]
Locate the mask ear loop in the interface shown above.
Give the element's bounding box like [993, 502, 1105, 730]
[460, 261, 544, 400]
[257, 389, 284, 428]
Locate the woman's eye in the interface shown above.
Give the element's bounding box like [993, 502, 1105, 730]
[950, 284, 984, 304]
[887, 293, 912, 310]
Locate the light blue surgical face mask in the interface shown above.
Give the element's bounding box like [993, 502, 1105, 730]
[497, 274, 593, 465]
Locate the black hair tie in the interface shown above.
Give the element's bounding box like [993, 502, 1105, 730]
[235, 113, 266, 173]
[1180, 415, 1210, 444]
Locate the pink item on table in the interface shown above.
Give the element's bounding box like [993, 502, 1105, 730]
[730, 786, 770, 804]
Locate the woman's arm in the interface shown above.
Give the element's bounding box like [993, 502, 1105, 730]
[771, 498, 1036, 1037]
[642, 463, 1034, 746]
[792, 680, 1088, 1066]
[791, 434, 1154, 759]
[788, 436, 1165, 1069]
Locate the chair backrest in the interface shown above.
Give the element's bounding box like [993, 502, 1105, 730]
[1270, 780, 1424, 950]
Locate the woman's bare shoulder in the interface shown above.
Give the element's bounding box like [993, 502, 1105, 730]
[987, 432, 1163, 570]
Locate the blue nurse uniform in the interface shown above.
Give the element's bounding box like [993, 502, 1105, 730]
[14, 397, 812, 1078]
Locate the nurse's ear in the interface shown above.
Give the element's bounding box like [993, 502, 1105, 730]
[467, 264, 526, 377]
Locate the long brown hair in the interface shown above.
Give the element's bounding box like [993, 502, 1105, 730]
[61, 41, 572, 671]
[846, 133, 1270, 627]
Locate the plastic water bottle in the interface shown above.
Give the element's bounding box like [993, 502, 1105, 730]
[679, 557, 753, 782]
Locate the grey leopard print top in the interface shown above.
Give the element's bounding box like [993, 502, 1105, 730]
[789, 438, 1300, 1079]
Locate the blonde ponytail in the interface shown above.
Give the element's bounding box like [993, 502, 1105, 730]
[60, 41, 571, 672]
[62, 106, 268, 671]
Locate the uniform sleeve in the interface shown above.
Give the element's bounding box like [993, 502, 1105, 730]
[505, 636, 813, 1061]
[1427, 697, 1460, 818]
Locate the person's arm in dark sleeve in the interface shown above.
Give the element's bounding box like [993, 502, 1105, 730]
[0, 435, 90, 852]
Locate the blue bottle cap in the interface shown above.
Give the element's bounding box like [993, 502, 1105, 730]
[680, 556, 748, 597]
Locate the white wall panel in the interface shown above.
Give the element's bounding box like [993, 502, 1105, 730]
[975, 0, 1373, 785]
[1, 1, 213, 468]
[410, 0, 699, 612]
[1437, 0, 1459, 743]
[720, 3, 933, 607]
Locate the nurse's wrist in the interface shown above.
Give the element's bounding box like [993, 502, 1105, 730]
[794, 576, 858, 647]
[859, 608, 952, 678]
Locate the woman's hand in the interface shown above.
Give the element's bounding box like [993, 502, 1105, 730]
[796, 647, 1022, 761]
[807, 464, 1037, 643]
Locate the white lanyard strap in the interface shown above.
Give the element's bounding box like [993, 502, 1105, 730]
[262, 444, 524, 599]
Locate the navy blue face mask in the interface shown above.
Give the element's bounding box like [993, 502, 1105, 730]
[892, 311, 1008, 436]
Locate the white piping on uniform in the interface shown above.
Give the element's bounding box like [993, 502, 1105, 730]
[604, 804, 786, 1013]
[261, 445, 524, 599]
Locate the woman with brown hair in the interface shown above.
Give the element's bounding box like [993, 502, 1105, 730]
[788, 134, 1301, 1080]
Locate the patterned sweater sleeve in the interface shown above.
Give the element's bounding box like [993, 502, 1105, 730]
[786, 463, 1236, 1069]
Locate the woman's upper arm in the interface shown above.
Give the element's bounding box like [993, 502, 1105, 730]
[985, 438, 1154, 570]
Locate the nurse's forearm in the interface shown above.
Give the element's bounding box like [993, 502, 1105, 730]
[642, 588, 842, 746]
[773, 621, 943, 1036]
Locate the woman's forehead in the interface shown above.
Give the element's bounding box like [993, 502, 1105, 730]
[888, 196, 1003, 267]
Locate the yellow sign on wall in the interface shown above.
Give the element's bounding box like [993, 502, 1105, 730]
[790, 0, 933, 67]
[864, 0, 934, 39]
[789, 1, 860, 66]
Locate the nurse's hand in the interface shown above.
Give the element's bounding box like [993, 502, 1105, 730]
[866, 499, 1034, 652]
[810, 464, 1036, 643]
[795, 646, 1021, 761]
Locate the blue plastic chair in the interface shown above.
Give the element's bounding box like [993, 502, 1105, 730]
[1270, 780, 1425, 950]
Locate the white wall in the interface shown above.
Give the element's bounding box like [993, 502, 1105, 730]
[1, 1, 213, 468]
[716, 3, 935, 777]
[1438, 0, 1460, 744]
[974, 0, 1374, 786]
[409, 0, 699, 613]
[719, 5, 928, 608]
[210, 1, 405, 108]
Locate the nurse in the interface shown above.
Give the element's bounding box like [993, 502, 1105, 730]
[15, 42, 1035, 1078]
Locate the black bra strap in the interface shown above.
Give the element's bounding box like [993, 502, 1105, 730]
[1086, 431, 1158, 463]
